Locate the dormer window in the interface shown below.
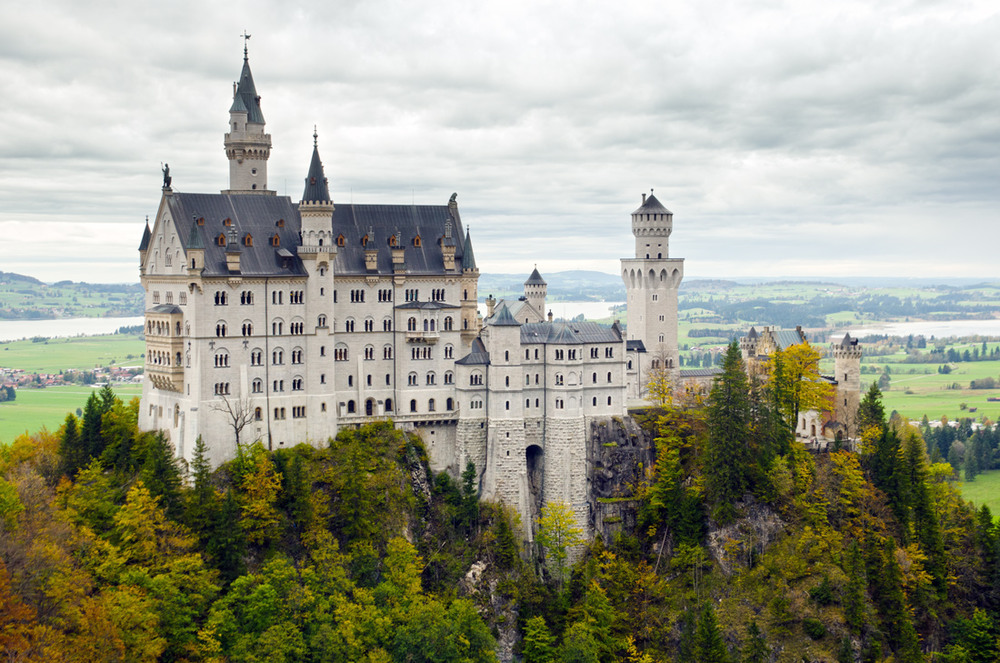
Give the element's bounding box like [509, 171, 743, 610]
[276, 219, 285, 228]
[413, 235, 422, 247]
[244, 234, 253, 247]
[336, 234, 345, 247]
[388, 235, 398, 247]
[217, 234, 226, 246]
[271, 234, 280, 247]
[197, 217, 205, 226]
[361, 235, 369, 247]
[223, 218, 232, 227]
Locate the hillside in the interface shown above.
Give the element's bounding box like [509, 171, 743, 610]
[0, 271, 143, 320]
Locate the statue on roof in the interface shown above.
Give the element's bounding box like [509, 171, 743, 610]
[161, 163, 172, 189]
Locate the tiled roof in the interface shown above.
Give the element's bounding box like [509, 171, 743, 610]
[490, 303, 521, 326]
[138, 222, 152, 251]
[520, 321, 622, 345]
[680, 368, 722, 378]
[301, 141, 331, 203]
[524, 268, 546, 286]
[456, 337, 490, 365]
[632, 192, 670, 215]
[461, 228, 477, 271]
[626, 339, 646, 353]
[233, 56, 265, 124]
[395, 301, 460, 310]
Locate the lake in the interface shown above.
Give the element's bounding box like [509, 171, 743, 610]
[0, 316, 145, 343]
[845, 319, 1000, 339]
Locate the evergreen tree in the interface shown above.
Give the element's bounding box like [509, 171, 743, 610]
[903, 431, 947, 596]
[843, 541, 867, 633]
[857, 382, 886, 436]
[461, 460, 480, 530]
[873, 538, 922, 661]
[208, 488, 246, 584]
[742, 620, 768, 663]
[705, 342, 754, 523]
[694, 603, 728, 663]
[58, 412, 85, 477]
[140, 431, 183, 520]
[677, 606, 697, 662]
[79, 392, 105, 464]
[522, 616, 555, 663]
[186, 435, 218, 541]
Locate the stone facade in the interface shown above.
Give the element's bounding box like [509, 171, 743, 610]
[138, 50, 653, 540]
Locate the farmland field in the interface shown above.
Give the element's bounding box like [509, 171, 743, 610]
[956, 469, 1000, 515]
[0, 383, 143, 445]
[0, 333, 144, 373]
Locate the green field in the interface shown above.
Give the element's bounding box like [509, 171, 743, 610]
[0, 333, 145, 373]
[956, 469, 1000, 515]
[0, 383, 143, 445]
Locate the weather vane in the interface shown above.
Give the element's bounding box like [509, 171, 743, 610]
[242, 30, 251, 57]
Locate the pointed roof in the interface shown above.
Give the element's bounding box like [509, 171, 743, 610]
[840, 333, 857, 347]
[301, 132, 331, 203]
[632, 192, 671, 215]
[138, 220, 151, 251]
[185, 218, 204, 250]
[456, 337, 490, 365]
[462, 228, 477, 270]
[747, 326, 758, 340]
[490, 303, 521, 326]
[232, 54, 265, 124]
[525, 267, 546, 286]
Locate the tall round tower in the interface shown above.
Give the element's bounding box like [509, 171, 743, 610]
[523, 267, 547, 321]
[621, 192, 684, 398]
[223, 45, 274, 195]
[832, 333, 863, 436]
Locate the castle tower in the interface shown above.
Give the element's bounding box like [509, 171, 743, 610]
[832, 333, 863, 437]
[223, 45, 274, 195]
[523, 267, 547, 321]
[621, 192, 684, 397]
[460, 227, 480, 346]
[298, 129, 334, 249]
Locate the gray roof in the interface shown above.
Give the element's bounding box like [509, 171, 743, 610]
[632, 192, 671, 215]
[185, 218, 205, 250]
[166, 193, 307, 277]
[525, 267, 546, 286]
[747, 326, 758, 340]
[456, 337, 490, 365]
[301, 141, 331, 203]
[148, 304, 182, 314]
[769, 328, 807, 350]
[626, 339, 646, 353]
[490, 303, 521, 326]
[330, 203, 468, 275]
[680, 368, 722, 378]
[839, 333, 858, 347]
[461, 228, 477, 271]
[138, 222, 151, 251]
[395, 301, 460, 310]
[520, 321, 622, 345]
[232, 56, 265, 124]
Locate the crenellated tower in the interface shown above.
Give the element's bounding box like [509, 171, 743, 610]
[832, 333, 863, 437]
[523, 267, 547, 321]
[223, 44, 274, 195]
[621, 191, 684, 397]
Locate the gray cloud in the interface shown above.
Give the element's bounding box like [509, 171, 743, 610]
[0, 0, 997, 283]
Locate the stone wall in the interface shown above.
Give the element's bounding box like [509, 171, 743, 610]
[586, 415, 653, 543]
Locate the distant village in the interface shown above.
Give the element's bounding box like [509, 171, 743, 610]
[0, 364, 143, 393]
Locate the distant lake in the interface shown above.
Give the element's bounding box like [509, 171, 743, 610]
[478, 301, 625, 321]
[0, 316, 145, 343]
[845, 319, 1000, 339]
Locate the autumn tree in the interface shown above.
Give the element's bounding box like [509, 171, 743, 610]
[536, 501, 583, 590]
[769, 342, 834, 430]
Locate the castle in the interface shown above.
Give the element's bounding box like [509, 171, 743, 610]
[137, 48, 683, 539]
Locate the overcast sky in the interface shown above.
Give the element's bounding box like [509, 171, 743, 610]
[0, 0, 997, 284]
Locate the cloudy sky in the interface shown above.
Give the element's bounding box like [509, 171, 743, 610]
[1, 0, 997, 284]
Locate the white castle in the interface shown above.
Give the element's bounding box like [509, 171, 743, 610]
[137, 49, 685, 537]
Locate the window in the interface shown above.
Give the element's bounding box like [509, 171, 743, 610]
[215, 322, 227, 337]
[413, 235, 422, 247]
[555, 349, 564, 360]
[252, 378, 263, 393]
[410, 400, 417, 413]
[271, 234, 280, 247]
[444, 316, 453, 331]
[426, 372, 436, 385]
[348, 376, 354, 387]
[336, 234, 345, 247]
[318, 314, 327, 327]
[447, 397, 454, 410]
[383, 344, 393, 360]
[345, 318, 355, 333]
[607, 372, 612, 383]
[289, 290, 304, 304]
[254, 407, 262, 421]
[504, 351, 509, 361]
[242, 322, 253, 336]
[428, 398, 435, 412]
[505, 401, 510, 410]
[214, 352, 229, 367]
[383, 317, 392, 331]
[214, 382, 230, 395]
[378, 289, 392, 302]
[217, 234, 226, 246]
[251, 350, 263, 365]
[244, 234, 253, 247]
[505, 376, 509, 387]
[350, 289, 365, 303]
[347, 400, 356, 413]
[534, 349, 539, 360]
[272, 349, 284, 365]
[555, 373, 564, 386]
[214, 291, 228, 305]
[385, 398, 393, 412]
[444, 344, 454, 359]
[241, 291, 253, 305]
[292, 378, 303, 391]
[470, 372, 483, 386]
[293, 406, 306, 418]
[591, 348, 598, 359]
[364, 318, 374, 332]
[272, 291, 283, 305]
[179, 292, 187, 305]
[606, 347, 614, 358]
[272, 321, 283, 335]
[592, 372, 597, 383]
[405, 289, 419, 302]
[444, 371, 453, 385]
[273, 380, 284, 392]
[593, 397, 597, 406]
[408, 372, 418, 386]
[407, 317, 417, 331]
[608, 396, 612, 406]
[556, 398, 564, 409]
[386, 374, 391, 385]
[274, 407, 286, 420]
[290, 322, 304, 335]
[320, 374, 325, 384]
[292, 349, 303, 364]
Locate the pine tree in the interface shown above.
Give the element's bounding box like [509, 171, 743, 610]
[140, 431, 183, 520]
[694, 603, 729, 663]
[208, 488, 246, 584]
[522, 616, 555, 663]
[705, 342, 754, 523]
[186, 435, 218, 541]
[843, 541, 867, 633]
[873, 538, 922, 661]
[742, 620, 768, 663]
[857, 382, 886, 436]
[58, 412, 85, 477]
[79, 392, 105, 464]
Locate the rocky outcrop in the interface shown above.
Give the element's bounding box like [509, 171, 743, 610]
[705, 496, 786, 575]
[587, 416, 654, 541]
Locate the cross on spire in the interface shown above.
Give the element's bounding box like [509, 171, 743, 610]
[242, 30, 251, 58]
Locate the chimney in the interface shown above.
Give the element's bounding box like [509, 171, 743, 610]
[642, 193, 646, 204]
[486, 294, 496, 317]
[548, 310, 553, 322]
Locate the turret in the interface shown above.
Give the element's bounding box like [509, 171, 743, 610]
[138, 217, 152, 271]
[524, 267, 547, 320]
[298, 129, 335, 254]
[223, 45, 274, 195]
[632, 191, 672, 259]
[833, 333, 863, 436]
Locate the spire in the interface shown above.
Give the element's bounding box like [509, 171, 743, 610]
[185, 217, 205, 250]
[138, 217, 151, 251]
[461, 228, 477, 271]
[491, 303, 521, 326]
[232, 49, 265, 124]
[301, 128, 331, 203]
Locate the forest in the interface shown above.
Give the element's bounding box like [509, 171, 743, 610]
[1, 343, 1000, 662]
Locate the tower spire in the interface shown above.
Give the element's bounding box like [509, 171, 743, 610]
[223, 42, 273, 195]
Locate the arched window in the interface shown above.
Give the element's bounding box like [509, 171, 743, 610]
[446, 397, 454, 410]
[244, 234, 253, 246]
[254, 407, 262, 421]
[347, 400, 356, 413]
[217, 234, 226, 246]
[408, 317, 417, 331]
[271, 234, 280, 247]
[385, 398, 393, 412]
[444, 371, 454, 385]
[318, 314, 327, 327]
[252, 378, 263, 393]
[383, 344, 393, 360]
[336, 234, 345, 247]
[413, 235, 422, 247]
[410, 399, 417, 413]
[428, 398, 435, 412]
